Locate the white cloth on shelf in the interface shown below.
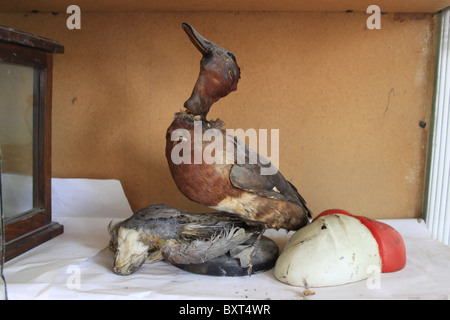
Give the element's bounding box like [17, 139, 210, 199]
[3, 178, 450, 299]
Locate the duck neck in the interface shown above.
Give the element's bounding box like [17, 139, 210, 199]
[184, 91, 211, 120]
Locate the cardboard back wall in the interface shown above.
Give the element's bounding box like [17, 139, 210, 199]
[0, 11, 437, 219]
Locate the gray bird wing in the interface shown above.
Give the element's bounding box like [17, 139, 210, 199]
[162, 227, 253, 265]
[109, 203, 185, 243]
[227, 133, 312, 218]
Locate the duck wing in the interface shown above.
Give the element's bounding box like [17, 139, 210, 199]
[228, 134, 312, 218]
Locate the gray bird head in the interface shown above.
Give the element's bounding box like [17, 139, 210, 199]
[108, 204, 182, 275]
[112, 227, 151, 275]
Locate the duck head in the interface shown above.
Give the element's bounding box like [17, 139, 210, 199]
[182, 22, 241, 119]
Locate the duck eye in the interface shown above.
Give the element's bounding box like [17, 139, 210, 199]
[175, 136, 187, 143]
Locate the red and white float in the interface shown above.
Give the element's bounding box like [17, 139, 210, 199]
[274, 209, 406, 287]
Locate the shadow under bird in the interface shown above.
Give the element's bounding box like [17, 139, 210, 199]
[166, 23, 312, 231]
[109, 203, 265, 275]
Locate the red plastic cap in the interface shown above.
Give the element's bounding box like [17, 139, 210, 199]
[315, 209, 406, 273]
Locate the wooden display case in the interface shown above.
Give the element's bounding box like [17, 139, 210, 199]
[0, 26, 63, 262]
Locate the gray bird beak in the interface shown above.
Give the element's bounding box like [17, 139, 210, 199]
[182, 22, 213, 55]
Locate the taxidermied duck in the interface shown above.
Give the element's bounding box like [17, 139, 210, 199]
[166, 23, 312, 231]
[109, 203, 265, 275]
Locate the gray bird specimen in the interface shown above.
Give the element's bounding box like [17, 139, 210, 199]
[109, 203, 266, 275]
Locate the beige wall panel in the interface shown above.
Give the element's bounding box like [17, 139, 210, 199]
[0, 11, 436, 219]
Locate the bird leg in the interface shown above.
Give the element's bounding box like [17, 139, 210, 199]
[229, 221, 267, 276]
[247, 223, 267, 276]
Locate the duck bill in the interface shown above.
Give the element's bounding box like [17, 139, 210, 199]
[182, 22, 213, 55]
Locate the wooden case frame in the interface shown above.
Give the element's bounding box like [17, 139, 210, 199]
[0, 26, 64, 261]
